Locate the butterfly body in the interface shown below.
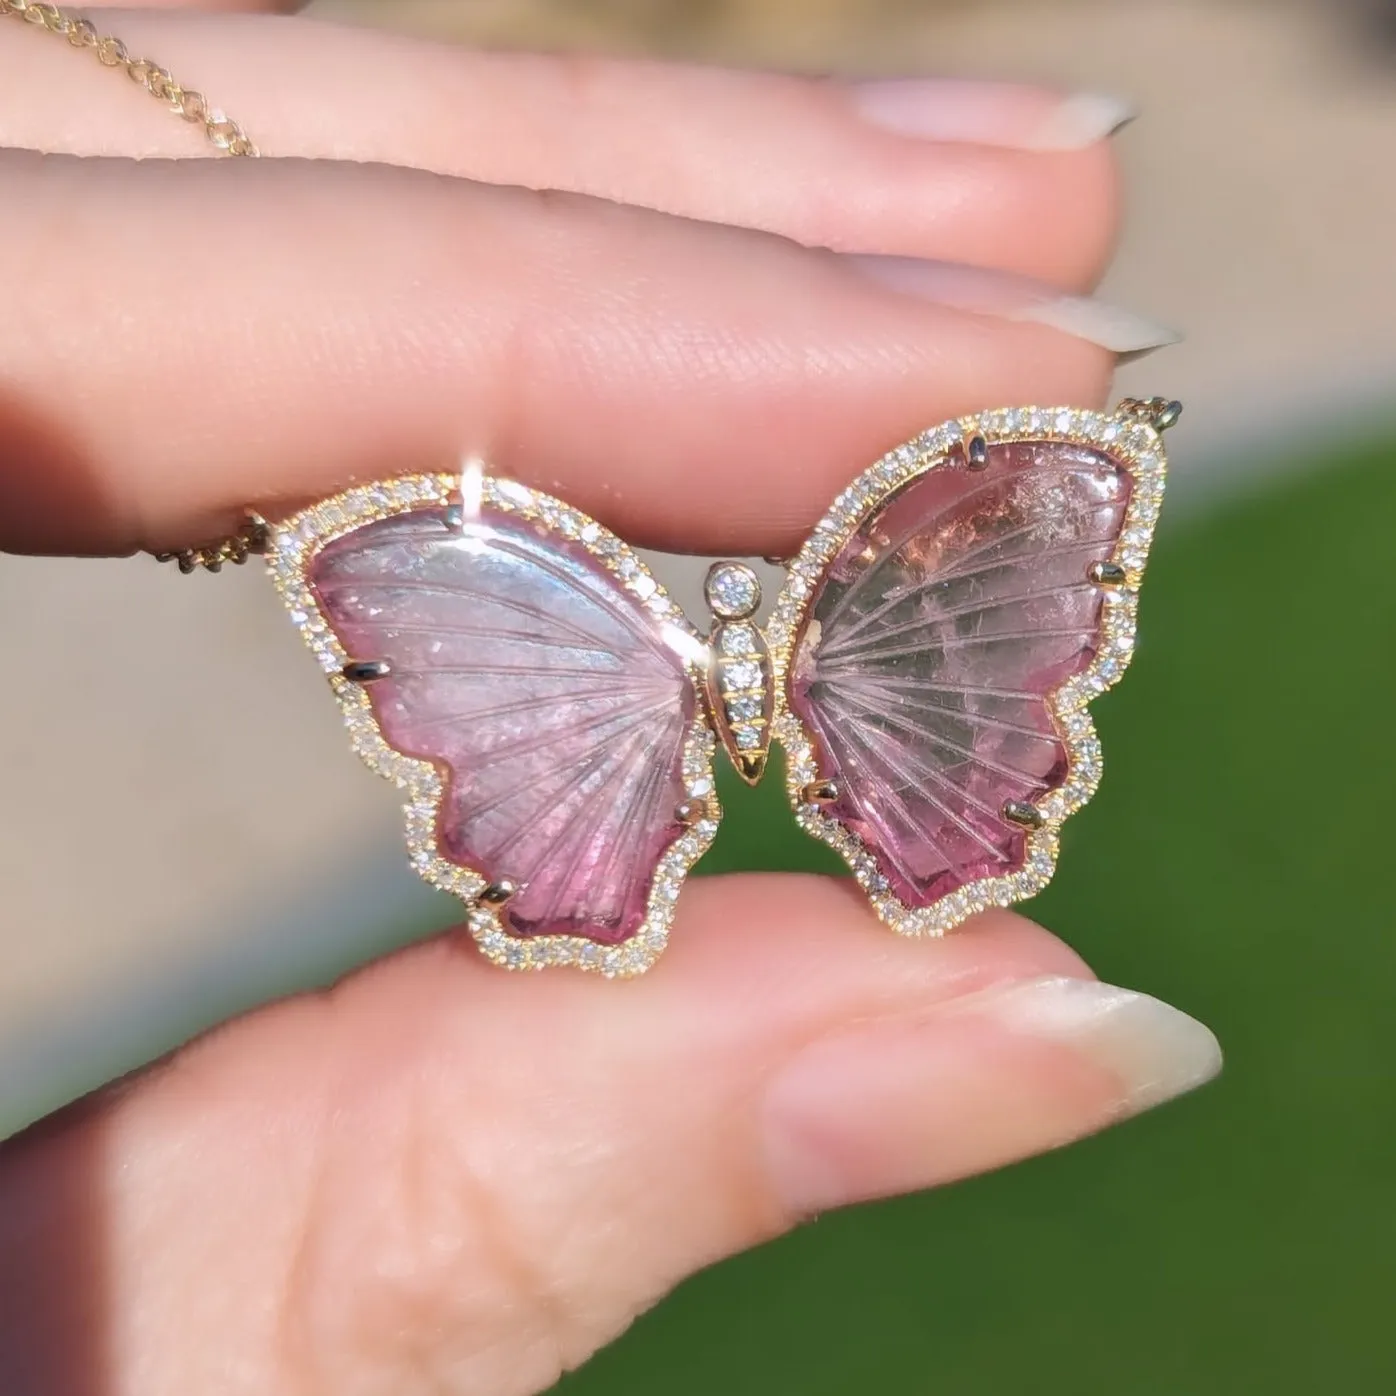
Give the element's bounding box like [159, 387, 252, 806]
[705, 616, 775, 786]
[270, 402, 1171, 974]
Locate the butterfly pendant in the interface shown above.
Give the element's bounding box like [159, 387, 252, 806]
[268, 400, 1174, 976]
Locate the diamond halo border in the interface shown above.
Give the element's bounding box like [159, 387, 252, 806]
[266, 473, 721, 978]
[763, 403, 1168, 937]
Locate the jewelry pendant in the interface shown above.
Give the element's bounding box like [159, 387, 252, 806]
[266, 399, 1176, 975]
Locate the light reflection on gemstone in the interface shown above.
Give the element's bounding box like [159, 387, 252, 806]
[310, 504, 694, 945]
[789, 439, 1132, 909]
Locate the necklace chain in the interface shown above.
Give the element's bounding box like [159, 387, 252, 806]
[1, 0, 259, 157]
[2, 0, 267, 572]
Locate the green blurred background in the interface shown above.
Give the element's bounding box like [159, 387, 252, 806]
[556, 434, 1396, 1395]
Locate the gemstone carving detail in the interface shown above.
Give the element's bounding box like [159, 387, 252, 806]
[267, 404, 1167, 972]
[787, 439, 1134, 908]
[308, 502, 697, 945]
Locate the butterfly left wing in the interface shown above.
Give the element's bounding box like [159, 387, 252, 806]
[768, 405, 1169, 935]
[269, 476, 720, 976]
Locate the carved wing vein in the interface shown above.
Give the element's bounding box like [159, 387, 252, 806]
[819, 580, 1099, 661]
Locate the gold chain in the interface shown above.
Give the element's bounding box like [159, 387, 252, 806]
[0, 0, 259, 157]
[1, 0, 266, 571]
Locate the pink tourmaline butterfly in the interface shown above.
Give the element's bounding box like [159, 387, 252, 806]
[269, 400, 1175, 975]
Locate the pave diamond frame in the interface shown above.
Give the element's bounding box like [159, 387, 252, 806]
[268, 473, 721, 977]
[764, 404, 1167, 938]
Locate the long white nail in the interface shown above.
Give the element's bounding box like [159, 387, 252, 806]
[952, 976, 1222, 1115]
[1024, 92, 1137, 151]
[845, 254, 1181, 355]
[849, 80, 1136, 151]
[762, 975, 1220, 1214]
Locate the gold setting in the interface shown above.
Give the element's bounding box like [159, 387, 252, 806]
[1088, 560, 1129, 587]
[266, 403, 1165, 972]
[478, 880, 519, 910]
[267, 474, 721, 978]
[1002, 800, 1047, 831]
[705, 621, 775, 785]
[764, 403, 1167, 938]
[963, 432, 990, 470]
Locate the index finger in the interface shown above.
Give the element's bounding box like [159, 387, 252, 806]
[0, 152, 1152, 559]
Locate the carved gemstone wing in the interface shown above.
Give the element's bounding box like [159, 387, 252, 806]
[789, 440, 1134, 908]
[308, 505, 696, 945]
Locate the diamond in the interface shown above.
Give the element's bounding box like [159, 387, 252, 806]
[722, 660, 762, 691]
[726, 693, 763, 721]
[704, 562, 761, 620]
[734, 725, 764, 750]
[719, 624, 758, 656]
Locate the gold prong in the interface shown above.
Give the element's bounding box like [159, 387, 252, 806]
[733, 752, 767, 785]
[1116, 396, 1183, 432]
[675, 797, 716, 826]
[802, 779, 840, 806]
[1002, 800, 1045, 830]
[1088, 560, 1128, 586]
[341, 659, 392, 683]
[1152, 399, 1183, 431]
[242, 510, 271, 555]
[478, 879, 518, 909]
[963, 433, 989, 470]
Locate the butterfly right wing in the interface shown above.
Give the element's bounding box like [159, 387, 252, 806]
[769, 407, 1167, 935]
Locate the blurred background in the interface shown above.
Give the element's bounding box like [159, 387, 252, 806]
[2, 0, 1394, 1391]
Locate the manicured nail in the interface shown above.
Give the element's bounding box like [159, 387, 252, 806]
[951, 977, 1223, 1113]
[848, 80, 1136, 151]
[763, 976, 1220, 1214]
[845, 254, 1180, 355]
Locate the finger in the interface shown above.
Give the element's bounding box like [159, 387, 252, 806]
[0, 152, 1168, 559]
[0, 12, 1122, 288]
[74, 1, 301, 10]
[0, 878, 1219, 1395]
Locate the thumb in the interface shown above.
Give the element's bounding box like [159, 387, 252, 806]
[0, 875, 1219, 1396]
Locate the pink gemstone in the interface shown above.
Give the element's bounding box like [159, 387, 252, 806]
[790, 440, 1132, 906]
[309, 505, 694, 944]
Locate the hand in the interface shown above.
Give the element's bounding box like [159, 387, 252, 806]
[0, 4, 1220, 1394]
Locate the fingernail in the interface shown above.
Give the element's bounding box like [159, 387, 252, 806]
[954, 977, 1223, 1114]
[763, 976, 1220, 1214]
[845, 254, 1181, 355]
[848, 80, 1136, 151]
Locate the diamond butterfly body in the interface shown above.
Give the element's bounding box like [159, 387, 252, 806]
[270, 403, 1171, 974]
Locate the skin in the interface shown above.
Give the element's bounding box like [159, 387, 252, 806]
[0, 4, 1200, 1394]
